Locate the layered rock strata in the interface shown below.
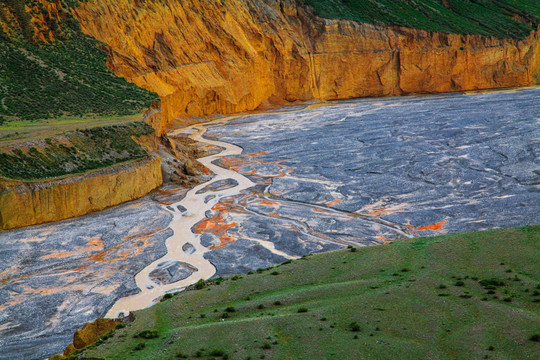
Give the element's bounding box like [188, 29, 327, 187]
[0, 156, 162, 230]
[73, 0, 540, 135]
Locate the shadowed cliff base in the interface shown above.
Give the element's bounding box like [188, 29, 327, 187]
[73, 0, 540, 135]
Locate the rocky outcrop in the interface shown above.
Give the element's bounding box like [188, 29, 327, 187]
[48, 318, 121, 359]
[0, 156, 162, 230]
[73, 0, 540, 135]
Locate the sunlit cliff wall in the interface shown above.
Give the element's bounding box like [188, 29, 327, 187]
[73, 0, 540, 135]
[0, 156, 162, 230]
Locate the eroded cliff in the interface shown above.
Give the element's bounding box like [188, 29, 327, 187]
[73, 0, 540, 135]
[0, 156, 162, 230]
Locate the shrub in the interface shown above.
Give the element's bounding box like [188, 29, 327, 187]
[134, 343, 146, 351]
[225, 306, 236, 313]
[271, 271, 279, 276]
[297, 307, 308, 313]
[210, 349, 226, 356]
[261, 342, 271, 350]
[530, 334, 540, 342]
[134, 330, 159, 339]
[479, 278, 505, 288]
[195, 279, 206, 290]
[454, 281, 465, 287]
[349, 322, 361, 332]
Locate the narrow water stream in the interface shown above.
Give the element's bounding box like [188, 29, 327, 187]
[106, 118, 256, 318]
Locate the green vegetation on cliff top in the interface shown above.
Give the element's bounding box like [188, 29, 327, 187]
[0, 121, 154, 181]
[79, 226, 540, 360]
[0, 0, 157, 124]
[304, 0, 540, 39]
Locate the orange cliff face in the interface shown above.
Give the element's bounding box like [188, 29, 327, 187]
[0, 156, 162, 231]
[0, 0, 68, 42]
[73, 0, 540, 135]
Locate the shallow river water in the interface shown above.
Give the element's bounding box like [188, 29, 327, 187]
[0, 88, 539, 359]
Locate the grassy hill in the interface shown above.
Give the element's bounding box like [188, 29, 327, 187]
[76, 226, 540, 360]
[0, 121, 154, 181]
[0, 0, 157, 124]
[304, 0, 540, 39]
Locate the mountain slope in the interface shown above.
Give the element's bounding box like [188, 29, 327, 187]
[0, 0, 157, 123]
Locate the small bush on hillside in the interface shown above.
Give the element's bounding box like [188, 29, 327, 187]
[209, 349, 226, 356]
[134, 343, 146, 351]
[134, 330, 159, 339]
[195, 279, 206, 290]
[479, 278, 505, 288]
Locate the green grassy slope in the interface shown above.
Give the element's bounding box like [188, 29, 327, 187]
[0, 0, 157, 124]
[303, 0, 540, 39]
[80, 226, 540, 360]
[0, 121, 154, 181]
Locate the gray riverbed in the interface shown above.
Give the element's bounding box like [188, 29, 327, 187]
[1, 88, 539, 359]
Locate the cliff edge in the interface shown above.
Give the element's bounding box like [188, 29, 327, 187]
[73, 0, 540, 135]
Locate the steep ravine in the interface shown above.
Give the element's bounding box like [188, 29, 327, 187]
[74, 0, 540, 135]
